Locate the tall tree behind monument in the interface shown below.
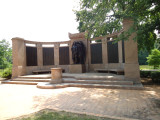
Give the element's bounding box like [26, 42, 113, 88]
[0, 39, 12, 69]
[75, 0, 160, 52]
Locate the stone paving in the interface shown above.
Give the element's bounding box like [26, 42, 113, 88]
[0, 83, 160, 120]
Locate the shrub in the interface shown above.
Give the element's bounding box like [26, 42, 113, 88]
[140, 70, 151, 78]
[147, 49, 160, 69]
[1, 68, 12, 79]
[151, 71, 160, 83]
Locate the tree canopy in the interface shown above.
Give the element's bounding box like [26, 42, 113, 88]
[0, 39, 12, 69]
[75, 0, 160, 51]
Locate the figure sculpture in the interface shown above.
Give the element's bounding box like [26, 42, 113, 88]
[71, 41, 86, 64]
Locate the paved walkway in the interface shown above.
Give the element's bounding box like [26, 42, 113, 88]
[0, 84, 160, 120]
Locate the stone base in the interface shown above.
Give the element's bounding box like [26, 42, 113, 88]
[50, 79, 62, 84]
[37, 82, 144, 90]
[50, 68, 62, 84]
[69, 64, 86, 73]
[124, 63, 141, 84]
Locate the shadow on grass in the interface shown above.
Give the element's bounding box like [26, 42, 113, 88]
[10, 109, 119, 120]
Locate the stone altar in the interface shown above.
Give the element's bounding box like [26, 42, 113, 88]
[50, 68, 62, 84]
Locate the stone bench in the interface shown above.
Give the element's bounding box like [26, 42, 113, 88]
[32, 70, 51, 74]
[95, 69, 124, 75]
[33, 69, 65, 74]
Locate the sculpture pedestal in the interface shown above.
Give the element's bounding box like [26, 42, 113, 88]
[69, 64, 86, 73]
[50, 68, 62, 84]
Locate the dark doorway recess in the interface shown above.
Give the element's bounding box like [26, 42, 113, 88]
[59, 47, 69, 65]
[43, 47, 54, 65]
[26, 46, 37, 66]
[107, 41, 119, 63]
[91, 43, 102, 64]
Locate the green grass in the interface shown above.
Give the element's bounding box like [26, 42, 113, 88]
[140, 65, 160, 70]
[13, 109, 119, 120]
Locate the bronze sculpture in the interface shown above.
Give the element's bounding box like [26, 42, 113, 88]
[71, 41, 86, 64]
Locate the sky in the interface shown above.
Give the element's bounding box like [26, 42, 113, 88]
[0, 0, 80, 44]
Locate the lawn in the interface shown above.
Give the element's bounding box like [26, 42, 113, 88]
[140, 65, 160, 70]
[13, 109, 118, 120]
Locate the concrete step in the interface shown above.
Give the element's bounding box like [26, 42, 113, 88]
[2, 80, 143, 90]
[2, 77, 132, 86]
[75, 76, 125, 81]
[37, 83, 144, 90]
[18, 75, 51, 79]
[17, 75, 74, 79]
[2, 80, 38, 85]
[62, 75, 75, 78]
[12, 78, 51, 82]
[17, 74, 125, 81]
[63, 78, 133, 85]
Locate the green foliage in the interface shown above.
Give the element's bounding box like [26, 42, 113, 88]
[140, 71, 151, 78]
[75, 0, 160, 51]
[147, 49, 160, 69]
[151, 71, 160, 83]
[0, 39, 12, 69]
[1, 67, 12, 79]
[0, 69, 3, 76]
[138, 50, 149, 65]
[154, 38, 160, 50]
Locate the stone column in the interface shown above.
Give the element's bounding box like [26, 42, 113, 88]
[118, 41, 123, 64]
[102, 38, 108, 65]
[123, 19, 140, 83]
[11, 37, 26, 78]
[37, 43, 43, 67]
[88, 40, 91, 71]
[50, 68, 62, 84]
[69, 41, 73, 64]
[12, 38, 19, 78]
[54, 43, 60, 66]
[84, 39, 89, 72]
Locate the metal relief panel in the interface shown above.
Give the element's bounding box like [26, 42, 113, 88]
[107, 41, 119, 63]
[26, 46, 37, 66]
[43, 48, 54, 65]
[91, 43, 102, 64]
[59, 47, 69, 65]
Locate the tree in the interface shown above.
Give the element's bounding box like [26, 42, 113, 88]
[154, 38, 160, 50]
[138, 49, 149, 65]
[147, 49, 160, 69]
[75, 0, 160, 52]
[0, 39, 12, 69]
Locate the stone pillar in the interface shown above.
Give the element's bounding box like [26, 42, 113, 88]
[102, 38, 108, 65]
[88, 40, 91, 71]
[37, 43, 43, 67]
[85, 39, 89, 72]
[11, 37, 26, 78]
[69, 41, 73, 64]
[50, 68, 62, 84]
[123, 19, 140, 83]
[118, 41, 123, 64]
[54, 43, 60, 66]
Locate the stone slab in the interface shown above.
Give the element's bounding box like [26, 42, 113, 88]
[69, 64, 86, 73]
